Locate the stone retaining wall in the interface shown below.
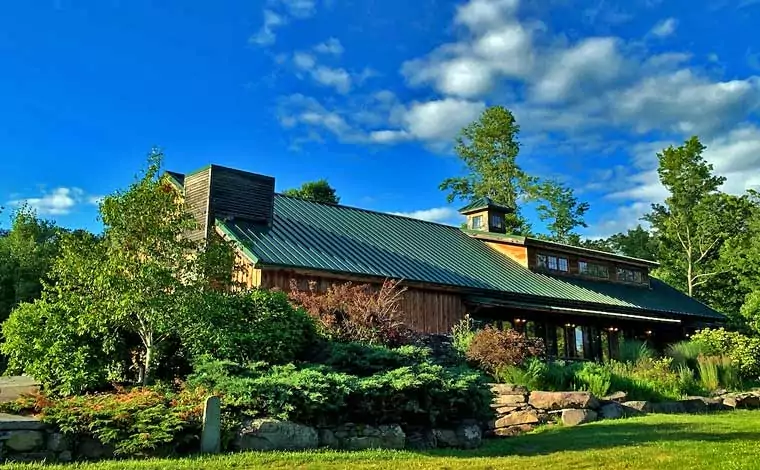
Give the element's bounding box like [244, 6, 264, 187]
[487, 383, 760, 438]
[0, 413, 72, 462]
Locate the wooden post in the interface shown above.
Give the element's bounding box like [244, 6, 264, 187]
[201, 396, 221, 454]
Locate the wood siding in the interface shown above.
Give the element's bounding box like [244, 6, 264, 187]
[256, 268, 468, 334]
[209, 166, 275, 224]
[184, 167, 212, 242]
[485, 241, 528, 267]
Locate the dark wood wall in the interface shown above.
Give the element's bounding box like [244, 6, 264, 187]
[209, 166, 275, 224]
[258, 268, 468, 334]
[526, 247, 651, 286]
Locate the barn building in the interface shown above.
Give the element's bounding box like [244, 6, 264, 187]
[165, 164, 724, 361]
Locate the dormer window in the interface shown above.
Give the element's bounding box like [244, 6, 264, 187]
[490, 214, 504, 230]
[472, 215, 484, 230]
[579, 261, 609, 279]
[617, 267, 643, 284]
[458, 197, 513, 235]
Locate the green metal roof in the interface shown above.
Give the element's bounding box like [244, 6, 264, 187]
[458, 197, 513, 215]
[219, 194, 723, 321]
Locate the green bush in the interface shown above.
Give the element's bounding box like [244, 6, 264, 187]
[607, 358, 685, 401]
[618, 339, 655, 364]
[690, 328, 760, 379]
[179, 289, 317, 365]
[572, 362, 611, 397]
[188, 357, 492, 428]
[666, 341, 706, 371]
[321, 342, 430, 376]
[0, 387, 207, 456]
[1, 300, 122, 396]
[696, 356, 720, 392]
[451, 315, 477, 357]
[495, 358, 546, 390]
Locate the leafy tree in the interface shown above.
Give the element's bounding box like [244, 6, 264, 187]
[440, 106, 537, 235]
[283, 179, 340, 204]
[608, 225, 659, 261]
[0, 206, 63, 323]
[535, 180, 590, 244]
[575, 238, 614, 252]
[644, 137, 751, 299]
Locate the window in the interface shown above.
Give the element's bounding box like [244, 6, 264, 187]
[617, 267, 644, 283]
[537, 253, 569, 272]
[471, 215, 483, 229]
[490, 213, 504, 229]
[579, 261, 609, 279]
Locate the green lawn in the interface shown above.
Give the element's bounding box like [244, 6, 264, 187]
[7, 411, 760, 470]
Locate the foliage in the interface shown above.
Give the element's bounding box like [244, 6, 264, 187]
[572, 362, 612, 397]
[466, 326, 545, 375]
[607, 358, 687, 401]
[0, 387, 206, 456]
[739, 290, 760, 336]
[179, 289, 317, 365]
[690, 328, 760, 379]
[450, 314, 477, 357]
[644, 137, 754, 304]
[320, 342, 429, 377]
[534, 180, 589, 244]
[495, 358, 546, 390]
[0, 205, 63, 324]
[1, 299, 121, 396]
[288, 278, 413, 346]
[187, 357, 492, 428]
[666, 341, 706, 371]
[282, 179, 340, 205]
[617, 339, 654, 364]
[607, 225, 659, 261]
[695, 355, 721, 391]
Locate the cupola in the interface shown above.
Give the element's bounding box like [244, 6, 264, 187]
[458, 197, 513, 234]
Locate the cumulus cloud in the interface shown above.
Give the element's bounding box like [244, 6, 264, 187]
[251, 0, 318, 46]
[391, 207, 462, 225]
[250, 10, 286, 46]
[8, 187, 99, 216]
[292, 51, 352, 93]
[314, 38, 344, 55]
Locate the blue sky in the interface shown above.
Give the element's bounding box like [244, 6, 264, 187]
[1, 0, 759, 236]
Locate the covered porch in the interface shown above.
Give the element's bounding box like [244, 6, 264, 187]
[466, 296, 717, 361]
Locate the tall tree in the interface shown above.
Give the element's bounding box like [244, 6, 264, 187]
[440, 106, 537, 235]
[283, 179, 340, 204]
[608, 225, 658, 261]
[644, 137, 751, 299]
[535, 181, 590, 244]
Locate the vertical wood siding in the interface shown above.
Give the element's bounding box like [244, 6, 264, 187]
[485, 241, 529, 267]
[209, 167, 275, 224]
[184, 168, 212, 242]
[256, 269, 468, 334]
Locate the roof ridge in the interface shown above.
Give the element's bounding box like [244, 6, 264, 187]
[274, 193, 463, 229]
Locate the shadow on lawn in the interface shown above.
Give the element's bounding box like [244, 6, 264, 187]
[427, 420, 760, 458]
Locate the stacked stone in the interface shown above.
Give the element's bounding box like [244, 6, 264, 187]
[0, 413, 72, 462]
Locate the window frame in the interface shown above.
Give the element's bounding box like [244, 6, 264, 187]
[579, 260, 610, 279]
[490, 213, 504, 229]
[537, 253, 569, 273]
[471, 215, 483, 229]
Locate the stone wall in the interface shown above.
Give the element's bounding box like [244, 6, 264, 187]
[486, 383, 760, 438]
[0, 413, 72, 462]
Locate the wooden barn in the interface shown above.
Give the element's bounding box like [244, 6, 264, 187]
[165, 164, 725, 361]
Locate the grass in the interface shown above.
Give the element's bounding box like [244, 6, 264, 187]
[6, 411, 760, 470]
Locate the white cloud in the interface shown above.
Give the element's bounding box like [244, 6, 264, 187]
[8, 187, 98, 216]
[314, 38, 344, 55]
[250, 10, 285, 46]
[391, 207, 462, 224]
[531, 37, 626, 103]
[292, 51, 352, 93]
[279, 0, 316, 18]
[402, 99, 486, 142]
[455, 0, 519, 32]
[649, 18, 678, 38]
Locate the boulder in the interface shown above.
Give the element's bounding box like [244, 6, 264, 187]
[722, 393, 760, 409]
[601, 391, 628, 403]
[493, 405, 522, 415]
[433, 424, 482, 449]
[599, 402, 624, 420]
[58, 450, 73, 462]
[561, 409, 597, 426]
[0, 413, 46, 431]
[492, 424, 536, 437]
[494, 410, 541, 427]
[650, 401, 686, 414]
[404, 428, 437, 450]
[4, 430, 44, 452]
[621, 401, 651, 414]
[679, 397, 727, 413]
[317, 428, 339, 448]
[47, 433, 70, 452]
[0, 376, 41, 403]
[493, 394, 527, 406]
[236, 419, 318, 451]
[529, 391, 599, 410]
[329, 424, 405, 450]
[490, 384, 528, 395]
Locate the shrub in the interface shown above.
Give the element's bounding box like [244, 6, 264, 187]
[541, 360, 576, 391]
[451, 314, 477, 356]
[321, 342, 430, 376]
[466, 326, 545, 374]
[607, 358, 684, 401]
[1, 387, 207, 456]
[572, 362, 611, 397]
[188, 357, 492, 428]
[179, 289, 317, 365]
[1, 300, 123, 396]
[690, 328, 760, 379]
[618, 339, 654, 364]
[288, 279, 412, 346]
[696, 355, 720, 392]
[495, 358, 546, 390]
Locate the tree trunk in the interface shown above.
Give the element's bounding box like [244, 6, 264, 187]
[687, 261, 693, 297]
[142, 331, 154, 386]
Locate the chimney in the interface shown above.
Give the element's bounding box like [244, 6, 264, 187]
[181, 164, 275, 241]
